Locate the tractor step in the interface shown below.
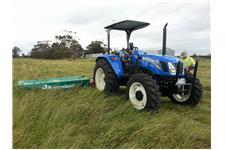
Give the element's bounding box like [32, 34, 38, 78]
[18, 76, 90, 89]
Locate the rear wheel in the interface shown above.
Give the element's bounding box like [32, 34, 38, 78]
[94, 58, 119, 95]
[126, 73, 160, 111]
[95, 68, 105, 91]
[169, 78, 203, 106]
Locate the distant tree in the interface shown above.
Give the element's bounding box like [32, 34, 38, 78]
[70, 41, 83, 58]
[12, 46, 21, 58]
[30, 40, 51, 59]
[54, 31, 83, 58]
[30, 30, 83, 59]
[86, 41, 106, 54]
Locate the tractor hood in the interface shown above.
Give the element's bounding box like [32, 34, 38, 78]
[133, 50, 180, 63]
[141, 54, 180, 64]
[137, 52, 184, 76]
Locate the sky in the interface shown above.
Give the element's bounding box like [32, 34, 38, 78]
[13, 0, 210, 55]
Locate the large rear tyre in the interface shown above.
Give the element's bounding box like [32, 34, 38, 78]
[169, 78, 203, 106]
[126, 73, 160, 111]
[94, 58, 119, 95]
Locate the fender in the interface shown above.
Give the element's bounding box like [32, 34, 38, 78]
[96, 55, 124, 79]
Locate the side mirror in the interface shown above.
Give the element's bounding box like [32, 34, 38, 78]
[129, 43, 134, 50]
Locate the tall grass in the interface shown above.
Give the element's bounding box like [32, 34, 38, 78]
[13, 58, 211, 149]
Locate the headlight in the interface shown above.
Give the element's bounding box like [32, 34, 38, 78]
[168, 62, 176, 75]
[142, 57, 161, 70]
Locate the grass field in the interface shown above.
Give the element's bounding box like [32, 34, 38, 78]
[13, 58, 211, 149]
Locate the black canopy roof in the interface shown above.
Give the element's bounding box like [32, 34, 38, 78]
[104, 20, 150, 32]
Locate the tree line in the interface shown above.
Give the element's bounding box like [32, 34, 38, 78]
[13, 30, 107, 59]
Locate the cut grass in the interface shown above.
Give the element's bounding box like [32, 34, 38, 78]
[13, 58, 211, 149]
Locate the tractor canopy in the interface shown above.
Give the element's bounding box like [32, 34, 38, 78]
[104, 20, 150, 52]
[104, 20, 150, 32]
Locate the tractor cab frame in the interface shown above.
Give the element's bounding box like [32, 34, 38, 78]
[104, 20, 150, 53]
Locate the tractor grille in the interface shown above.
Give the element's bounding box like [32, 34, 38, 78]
[175, 62, 184, 74]
[160, 61, 184, 74]
[160, 61, 168, 72]
[159, 61, 183, 74]
[154, 75, 178, 88]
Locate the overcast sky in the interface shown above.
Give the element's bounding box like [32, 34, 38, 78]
[13, 0, 210, 55]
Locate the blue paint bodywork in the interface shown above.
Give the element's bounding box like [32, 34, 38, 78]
[96, 50, 185, 79]
[96, 55, 124, 78]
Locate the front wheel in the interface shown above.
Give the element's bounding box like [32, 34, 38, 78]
[126, 73, 160, 111]
[169, 78, 203, 106]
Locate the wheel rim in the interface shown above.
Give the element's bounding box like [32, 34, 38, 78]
[172, 90, 191, 102]
[95, 68, 105, 91]
[129, 82, 147, 110]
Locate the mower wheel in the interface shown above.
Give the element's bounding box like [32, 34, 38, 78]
[126, 73, 160, 111]
[94, 58, 119, 95]
[169, 78, 203, 106]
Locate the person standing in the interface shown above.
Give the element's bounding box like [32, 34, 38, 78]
[180, 51, 196, 73]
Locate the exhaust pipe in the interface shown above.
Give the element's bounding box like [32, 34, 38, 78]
[162, 23, 168, 56]
[106, 29, 111, 54]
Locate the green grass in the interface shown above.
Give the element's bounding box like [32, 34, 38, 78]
[13, 58, 211, 149]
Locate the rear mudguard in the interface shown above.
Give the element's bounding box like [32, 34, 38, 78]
[96, 55, 124, 79]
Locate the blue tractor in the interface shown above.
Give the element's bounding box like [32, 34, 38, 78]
[94, 20, 203, 111]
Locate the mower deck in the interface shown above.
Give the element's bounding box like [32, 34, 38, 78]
[18, 76, 90, 89]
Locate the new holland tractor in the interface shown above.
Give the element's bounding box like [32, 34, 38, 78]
[93, 20, 203, 111]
